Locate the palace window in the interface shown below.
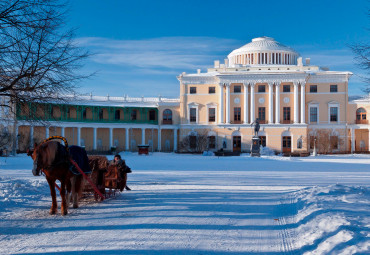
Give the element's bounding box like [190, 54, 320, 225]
[330, 107, 338, 122]
[234, 107, 241, 122]
[283, 107, 291, 123]
[330, 85, 338, 93]
[310, 85, 317, 93]
[190, 108, 197, 122]
[209, 86, 215, 94]
[115, 109, 121, 120]
[356, 108, 366, 124]
[208, 108, 216, 122]
[163, 109, 172, 122]
[283, 85, 290, 92]
[258, 85, 266, 93]
[258, 107, 265, 122]
[234, 85, 241, 93]
[149, 110, 156, 121]
[259, 136, 266, 147]
[310, 107, 318, 122]
[208, 136, 216, 149]
[190, 87, 196, 94]
[131, 109, 137, 120]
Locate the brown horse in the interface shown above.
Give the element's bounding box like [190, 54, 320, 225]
[28, 140, 83, 215]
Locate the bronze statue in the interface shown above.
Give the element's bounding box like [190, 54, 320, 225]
[251, 119, 260, 137]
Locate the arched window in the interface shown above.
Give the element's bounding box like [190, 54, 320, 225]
[163, 109, 172, 124]
[356, 108, 367, 124]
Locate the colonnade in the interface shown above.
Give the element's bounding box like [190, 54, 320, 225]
[19, 125, 178, 152]
[218, 81, 306, 124]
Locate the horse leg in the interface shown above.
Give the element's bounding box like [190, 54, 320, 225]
[60, 178, 68, 216]
[72, 175, 83, 208]
[47, 178, 57, 215]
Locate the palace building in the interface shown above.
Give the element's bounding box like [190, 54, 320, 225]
[3, 36, 370, 154]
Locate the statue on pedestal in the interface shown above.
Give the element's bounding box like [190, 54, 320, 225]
[250, 119, 261, 157]
[251, 119, 260, 137]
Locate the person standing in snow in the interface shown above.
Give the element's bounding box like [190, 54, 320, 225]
[110, 154, 132, 191]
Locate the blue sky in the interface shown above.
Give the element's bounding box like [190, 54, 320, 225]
[68, 0, 369, 98]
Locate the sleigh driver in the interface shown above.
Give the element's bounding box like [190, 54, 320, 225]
[110, 154, 132, 191]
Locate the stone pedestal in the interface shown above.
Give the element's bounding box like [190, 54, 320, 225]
[251, 136, 260, 157]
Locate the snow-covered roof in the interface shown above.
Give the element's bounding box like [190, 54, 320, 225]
[61, 95, 180, 108]
[228, 37, 299, 57]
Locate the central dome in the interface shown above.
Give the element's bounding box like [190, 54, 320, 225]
[228, 37, 299, 66]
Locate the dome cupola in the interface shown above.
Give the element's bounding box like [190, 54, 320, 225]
[227, 37, 299, 67]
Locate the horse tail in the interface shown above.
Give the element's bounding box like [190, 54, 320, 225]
[42, 136, 69, 154]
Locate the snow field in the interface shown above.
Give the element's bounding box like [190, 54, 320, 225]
[0, 153, 369, 254]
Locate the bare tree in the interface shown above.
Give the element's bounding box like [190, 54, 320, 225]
[349, 10, 370, 92]
[179, 130, 209, 153]
[0, 0, 89, 113]
[310, 130, 345, 154]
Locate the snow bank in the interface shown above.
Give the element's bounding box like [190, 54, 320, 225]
[289, 184, 370, 254]
[0, 177, 47, 213]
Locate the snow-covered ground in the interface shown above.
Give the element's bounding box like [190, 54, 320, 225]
[0, 153, 369, 254]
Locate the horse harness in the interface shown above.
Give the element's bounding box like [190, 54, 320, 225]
[36, 136, 71, 173]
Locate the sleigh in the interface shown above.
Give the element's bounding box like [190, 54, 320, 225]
[82, 156, 125, 200]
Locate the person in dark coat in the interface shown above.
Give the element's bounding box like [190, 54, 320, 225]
[110, 154, 131, 191]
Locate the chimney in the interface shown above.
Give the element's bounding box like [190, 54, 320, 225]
[305, 58, 310, 65]
[214, 60, 220, 68]
[297, 57, 303, 66]
[197, 69, 201, 74]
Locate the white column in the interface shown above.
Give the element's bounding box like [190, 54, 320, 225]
[93, 127, 97, 150]
[300, 83, 306, 124]
[141, 128, 145, 145]
[109, 128, 113, 149]
[243, 83, 249, 124]
[268, 82, 274, 124]
[173, 129, 178, 152]
[125, 128, 129, 151]
[30, 126, 34, 147]
[225, 83, 230, 124]
[219, 83, 224, 124]
[157, 128, 161, 151]
[275, 82, 281, 124]
[294, 82, 299, 124]
[61, 127, 65, 145]
[250, 83, 255, 122]
[77, 127, 81, 146]
[351, 128, 355, 153]
[45, 126, 49, 139]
